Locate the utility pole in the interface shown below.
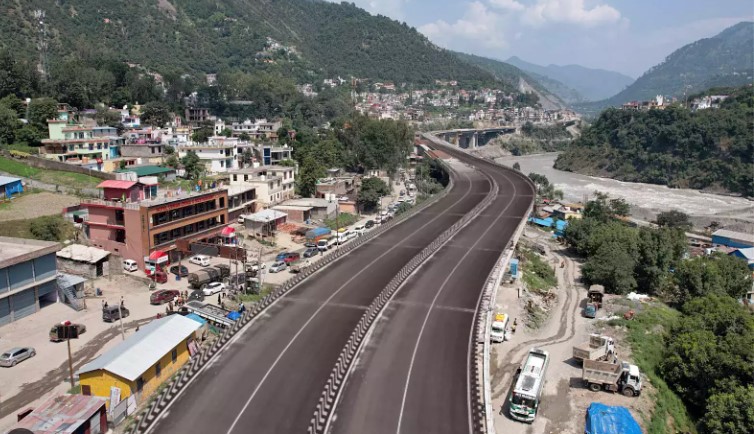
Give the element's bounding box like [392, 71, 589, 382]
[117, 304, 125, 341]
[258, 247, 264, 291]
[67, 334, 75, 390]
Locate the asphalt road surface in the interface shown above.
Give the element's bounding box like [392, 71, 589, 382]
[148, 160, 494, 433]
[329, 143, 534, 434]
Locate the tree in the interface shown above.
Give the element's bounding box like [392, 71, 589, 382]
[358, 177, 390, 212]
[26, 98, 57, 132]
[190, 121, 214, 143]
[239, 132, 251, 141]
[14, 125, 42, 147]
[181, 151, 204, 179]
[220, 128, 233, 137]
[94, 106, 122, 129]
[582, 241, 637, 294]
[702, 385, 754, 434]
[140, 102, 171, 127]
[657, 210, 692, 229]
[0, 105, 19, 145]
[513, 162, 521, 171]
[609, 198, 630, 216]
[297, 155, 326, 197]
[674, 254, 752, 304]
[29, 216, 65, 241]
[165, 154, 180, 169]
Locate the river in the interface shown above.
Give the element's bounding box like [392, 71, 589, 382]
[495, 153, 754, 227]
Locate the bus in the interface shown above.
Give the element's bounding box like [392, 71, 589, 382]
[509, 348, 550, 422]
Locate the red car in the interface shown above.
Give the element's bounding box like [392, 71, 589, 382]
[150, 290, 180, 305]
[283, 252, 301, 265]
[146, 270, 168, 284]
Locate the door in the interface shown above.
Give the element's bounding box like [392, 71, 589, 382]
[0, 298, 10, 326]
[11, 289, 36, 320]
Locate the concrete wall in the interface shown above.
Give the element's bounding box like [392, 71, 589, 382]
[14, 154, 116, 180]
[120, 145, 165, 158]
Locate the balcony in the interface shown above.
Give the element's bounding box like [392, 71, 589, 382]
[81, 198, 141, 210]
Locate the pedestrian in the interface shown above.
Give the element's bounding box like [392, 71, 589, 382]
[104, 301, 108, 309]
[218, 294, 221, 305]
[120, 296, 125, 309]
[101, 299, 105, 310]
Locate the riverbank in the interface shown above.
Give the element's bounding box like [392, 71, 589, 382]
[497, 153, 754, 228]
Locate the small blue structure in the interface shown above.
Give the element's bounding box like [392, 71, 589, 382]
[712, 229, 754, 249]
[529, 217, 554, 228]
[185, 313, 207, 325]
[0, 176, 23, 199]
[509, 258, 519, 279]
[730, 247, 754, 270]
[585, 403, 641, 434]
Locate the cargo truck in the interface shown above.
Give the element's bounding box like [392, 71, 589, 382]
[582, 360, 642, 397]
[573, 334, 616, 363]
[187, 264, 231, 289]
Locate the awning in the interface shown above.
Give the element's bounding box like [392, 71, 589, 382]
[221, 226, 236, 236]
[149, 250, 168, 260]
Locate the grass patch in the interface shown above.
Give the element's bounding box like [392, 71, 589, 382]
[0, 156, 102, 189]
[520, 248, 557, 293]
[324, 212, 359, 230]
[239, 284, 276, 304]
[0, 214, 75, 241]
[67, 384, 81, 394]
[615, 303, 696, 434]
[7, 143, 39, 154]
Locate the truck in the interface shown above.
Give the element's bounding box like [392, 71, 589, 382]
[573, 334, 616, 363]
[187, 264, 231, 289]
[509, 348, 550, 423]
[587, 284, 605, 308]
[305, 227, 333, 244]
[582, 359, 642, 397]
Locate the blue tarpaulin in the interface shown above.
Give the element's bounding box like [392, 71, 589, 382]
[585, 403, 641, 434]
[0, 176, 23, 199]
[529, 217, 554, 228]
[226, 311, 241, 321]
[185, 313, 207, 325]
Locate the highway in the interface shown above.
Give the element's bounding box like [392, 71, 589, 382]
[147, 159, 494, 433]
[328, 141, 534, 434]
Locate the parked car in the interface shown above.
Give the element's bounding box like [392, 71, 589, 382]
[304, 241, 317, 248]
[123, 259, 138, 272]
[245, 261, 266, 272]
[269, 261, 287, 273]
[150, 289, 180, 305]
[103, 305, 129, 322]
[188, 290, 205, 302]
[202, 282, 226, 296]
[303, 247, 319, 258]
[283, 252, 301, 265]
[49, 323, 86, 342]
[148, 270, 168, 284]
[189, 255, 211, 267]
[317, 239, 331, 252]
[275, 252, 291, 262]
[169, 265, 189, 277]
[353, 225, 366, 236]
[365, 220, 375, 229]
[0, 347, 35, 367]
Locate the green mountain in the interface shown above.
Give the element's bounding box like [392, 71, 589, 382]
[555, 86, 754, 196]
[0, 0, 501, 86]
[452, 52, 566, 109]
[582, 21, 754, 111]
[506, 56, 634, 102]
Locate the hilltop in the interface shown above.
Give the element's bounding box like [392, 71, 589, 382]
[506, 56, 634, 103]
[0, 0, 501, 86]
[555, 86, 754, 196]
[580, 21, 753, 112]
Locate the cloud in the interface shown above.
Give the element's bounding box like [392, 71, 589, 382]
[489, 0, 525, 11]
[419, 1, 509, 49]
[522, 0, 622, 27]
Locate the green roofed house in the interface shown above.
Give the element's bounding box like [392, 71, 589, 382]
[115, 165, 176, 181]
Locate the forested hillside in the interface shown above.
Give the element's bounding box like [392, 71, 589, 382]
[579, 21, 753, 112]
[0, 0, 499, 86]
[555, 86, 754, 196]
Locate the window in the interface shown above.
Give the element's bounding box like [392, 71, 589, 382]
[219, 197, 225, 208]
[136, 377, 144, 392]
[171, 348, 178, 363]
[233, 175, 238, 182]
[155, 361, 161, 377]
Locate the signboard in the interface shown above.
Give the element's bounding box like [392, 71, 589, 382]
[109, 386, 121, 411]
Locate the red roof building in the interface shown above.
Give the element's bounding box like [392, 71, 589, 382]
[12, 394, 107, 434]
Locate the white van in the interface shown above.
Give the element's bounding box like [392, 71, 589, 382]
[490, 313, 510, 343]
[123, 259, 138, 272]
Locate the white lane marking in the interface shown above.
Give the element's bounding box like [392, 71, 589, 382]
[225, 170, 483, 434]
[395, 163, 520, 434]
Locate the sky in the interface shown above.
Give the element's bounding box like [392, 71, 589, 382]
[332, 0, 753, 78]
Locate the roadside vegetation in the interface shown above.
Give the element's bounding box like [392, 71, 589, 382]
[520, 248, 557, 293]
[0, 214, 75, 242]
[564, 192, 754, 434]
[495, 121, 573, 155]
[0, 155, 102, 189]
[324, 212, 359, 230]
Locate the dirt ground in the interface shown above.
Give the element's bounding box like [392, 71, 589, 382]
[490, 228, 654, 434]
[0, 191, 80, 222]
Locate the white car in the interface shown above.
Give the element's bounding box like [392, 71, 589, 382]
[122, 259, 138, 272]
[269, 261, 287, 273]
[353, 225, 366, 236]
[190, 255, 211, 267]
[202, 282, 226, 296]
[245, 261, 266, 272]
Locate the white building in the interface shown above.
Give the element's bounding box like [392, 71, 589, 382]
[178, 137, 239, 173]
[228, 165, 295, 208]
[214, 118, 282, 140]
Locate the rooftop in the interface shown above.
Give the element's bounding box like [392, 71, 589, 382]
[96, 180, 138, 190]
[713, 229, 754, 244]
[78, 315, 200, 381]
[243, 209, 287, 222]
[114, 165, 176, 177]
[282, 198, 334, 208]
[0, 175, 22, 186]
[0, 236, 61, 270]
[57, 244, 110, 263]
[13, 394, 107, 434]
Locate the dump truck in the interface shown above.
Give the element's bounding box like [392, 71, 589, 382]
[305, 227, 333, 244]
[573, 334, 616, 363]
[582, 360, 642, 397]
[587, 284, 605, 308]
[187, 265, 231, 289]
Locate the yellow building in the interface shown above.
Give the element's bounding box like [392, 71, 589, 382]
[78, 315, 201, 408]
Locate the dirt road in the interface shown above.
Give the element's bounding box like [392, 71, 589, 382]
[490, 232, 649, 433]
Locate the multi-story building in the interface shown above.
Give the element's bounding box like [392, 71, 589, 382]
[41, 122, 113, 166]
[228, 165, 295, 209]
[178, 137, 239, 173]
[0, 237, 61, 325]
[260, 143, 292, 165]
[213, 118, 282, 140]
[185, 107, 211, 126]
[82, 177, 229, 268]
